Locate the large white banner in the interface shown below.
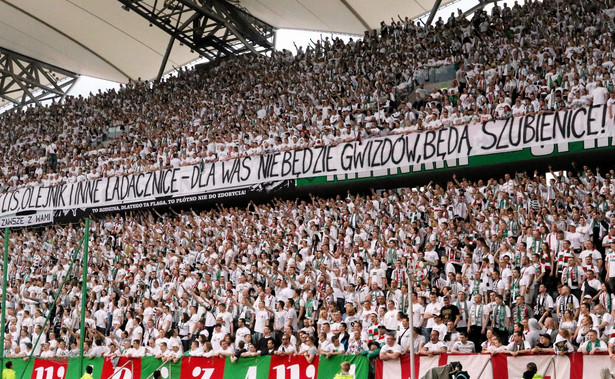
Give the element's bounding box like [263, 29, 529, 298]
[0, 104, 613, 217]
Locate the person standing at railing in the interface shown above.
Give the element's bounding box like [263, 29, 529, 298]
[2, 362, 15, 379]
[579, 330, 608, 354]
[490, 295, 511, 342]
[522, 363, 542, 379]
[333, 361, 353, 379]
[80, 365, 93, 379]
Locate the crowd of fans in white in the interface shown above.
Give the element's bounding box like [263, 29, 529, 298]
[1, 0, 615, 366]
[0, 0, 615, 196]
[1, 163, 615, 362]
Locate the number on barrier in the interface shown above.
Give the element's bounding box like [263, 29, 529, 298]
[191, 367, 215, 379]
[272, 364, 317, 379]
[244, 366, 257, 379]
[305, 365, 316, 379]
[114, 367, 133, 379]
[33, 366, 66, 379]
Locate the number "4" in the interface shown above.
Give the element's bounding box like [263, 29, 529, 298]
[191, 365, 259, 379]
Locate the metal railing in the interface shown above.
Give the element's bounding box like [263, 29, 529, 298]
[109, 359, 135, 379]
[145, 360, 171, 379]
[415, 63, 457, 84]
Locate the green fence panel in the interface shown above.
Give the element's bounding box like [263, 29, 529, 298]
[316, 355, 369, 379]
[222, 355, 271, 379]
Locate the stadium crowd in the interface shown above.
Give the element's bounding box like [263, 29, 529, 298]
[1, 0, 615, 369]
[0, 0, 614, 195]
[1, 163, 615, 363]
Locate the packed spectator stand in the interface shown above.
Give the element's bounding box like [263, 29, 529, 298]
[0, 0, 615, 371]
[0, 0, 614, 194]
[2, 163, 615, 362]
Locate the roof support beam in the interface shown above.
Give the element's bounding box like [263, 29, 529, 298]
[462, 0, 498, 17]
[155, 10, 201, 82]
[425, 0, 443, 26]
[0, 47, 79, 110]
[338, 0, 371, 31]
[157, 36, 176, 82]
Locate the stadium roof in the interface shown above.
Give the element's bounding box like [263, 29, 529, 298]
[0, 0, 454, 84]
[237, 0, 454, 35]
[0, 0, 198, 83]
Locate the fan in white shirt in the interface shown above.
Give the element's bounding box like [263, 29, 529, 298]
[379, 334, 402, 360]
[165, 343, 183, 362]
[420, 330, 447, 356]
[274, 335, 297, 356]
[187, 340, 204, 357]
[127, 340, 146, 357]
[450, 333, 476, 353]
[39, 342, 55, 358]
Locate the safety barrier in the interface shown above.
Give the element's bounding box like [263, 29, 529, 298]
[376, 352, 613, 379]
[2, 354, 368, 379]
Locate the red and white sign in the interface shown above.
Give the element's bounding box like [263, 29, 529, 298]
[179, 357, 226, 379]
[101, 357, 143, 379]
[376, 353, 600, 379]
[268, 355, 319, 379]
[32, 359, 68, 379]
[579, 354, 615, 378]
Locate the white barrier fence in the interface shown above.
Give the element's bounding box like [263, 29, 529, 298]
[376, 352, 614, 379]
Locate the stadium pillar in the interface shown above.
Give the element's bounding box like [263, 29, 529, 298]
[462, 0, 498, 18]
[425, 0, 443, 26]
[0, 228, 9, 377]
[157, 36, 175, 82]
[79, 218, 90, 373]
[408, 271, 415, 379]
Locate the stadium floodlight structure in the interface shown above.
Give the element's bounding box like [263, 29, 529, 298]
[117, 0, 275, 81]
[0, 47, 79, 110]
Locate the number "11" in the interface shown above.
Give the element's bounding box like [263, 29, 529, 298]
[33, 367, 65, 379]
[272, 364, 316, 379]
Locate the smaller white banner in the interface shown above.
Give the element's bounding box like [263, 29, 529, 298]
[0, 211, 53, 228]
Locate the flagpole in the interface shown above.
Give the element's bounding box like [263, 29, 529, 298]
[408, 269, 415, 379]
[0, 228, 9, 378]
[79, 218, 90, 375]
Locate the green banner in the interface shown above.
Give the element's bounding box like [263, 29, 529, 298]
[144, 356, 180, 379]
[5, 358, 34, 379]
[316, 355, 369, 379]
[66, 357, 105, 379]
[223, 356, 270, 379]
[6, 354, 369, 379]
